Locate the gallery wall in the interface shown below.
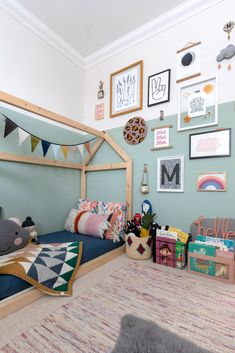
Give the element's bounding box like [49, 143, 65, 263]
[83, 0, 235, 231]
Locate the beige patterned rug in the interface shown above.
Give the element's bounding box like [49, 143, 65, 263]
[0, 257, 235, 353]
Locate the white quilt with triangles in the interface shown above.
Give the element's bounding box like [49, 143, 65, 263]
[0, 242, 82, 296]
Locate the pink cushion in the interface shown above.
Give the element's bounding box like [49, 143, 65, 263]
[76, 199, 127, 240]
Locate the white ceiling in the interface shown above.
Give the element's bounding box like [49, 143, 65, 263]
[17, 0, 187, 57]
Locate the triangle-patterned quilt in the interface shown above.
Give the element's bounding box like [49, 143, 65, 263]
[0, 242, 82, 296]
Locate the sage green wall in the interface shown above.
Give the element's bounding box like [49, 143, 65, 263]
[88, 101, 235, 233]
[1, 101, 234, 235]
[0, 105, 84, 234]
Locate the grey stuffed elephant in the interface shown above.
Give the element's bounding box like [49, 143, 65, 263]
[0, 220, 29, 256]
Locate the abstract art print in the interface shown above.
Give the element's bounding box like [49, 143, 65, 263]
[189, 129, 231, 159]
[176, 41, 201, 83]
[147, 69, 170, 106]
[197, 172, 226, 192]
[110, 60, 143, 118]
[157, 155, 184, 192]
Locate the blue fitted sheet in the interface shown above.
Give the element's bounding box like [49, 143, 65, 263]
[0, 230, 124, 300]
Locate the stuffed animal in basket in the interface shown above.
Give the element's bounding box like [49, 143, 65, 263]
[0, 219, 30, 256]
[22, 216, 38, 243]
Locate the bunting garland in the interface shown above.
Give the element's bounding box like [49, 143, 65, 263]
[4, 118, 17, 137]
[1, 112, 96, 160]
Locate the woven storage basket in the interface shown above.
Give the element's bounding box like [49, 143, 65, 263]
[125, 233, 152, 260]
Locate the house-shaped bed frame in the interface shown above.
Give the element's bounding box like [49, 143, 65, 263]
[0, 91, 132, 319]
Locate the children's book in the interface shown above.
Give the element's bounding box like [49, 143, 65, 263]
[190, 257, 215, 276]
[156, 229, 178, 240]
[196, 235, 234, 252]
[188, 242, 215, 256]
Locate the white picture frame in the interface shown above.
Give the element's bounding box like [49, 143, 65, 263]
[157, 155, 184, 192]
[178, 76, 218, 132]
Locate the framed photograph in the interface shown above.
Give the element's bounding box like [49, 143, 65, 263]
[189, 129, 231, 159]
[110, 60, 143, 118]
[157, 155, 184, 192]
[178, 76, 218, 131]
[197, 172, 227, 192]
[147, 69, 170, 106]
[176, 41, 201, 83]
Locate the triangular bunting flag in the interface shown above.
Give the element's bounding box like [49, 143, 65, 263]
[51, 144, 60, 159]
[41, 140, 51, 157]
[4, 118, 18, 138]
[70, 146, 79, 158]
[18, 128, 29, 146]
[77, 144, 84, 157]
[61, 145, 69, 159]
[31, 136, 40, 152]
[84, 142, 90, 154]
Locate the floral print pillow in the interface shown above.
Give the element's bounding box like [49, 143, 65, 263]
[76, 199, 127, 240]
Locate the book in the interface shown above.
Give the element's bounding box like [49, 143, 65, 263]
[190, 257, 215, 276]
[188, 242, 215, 257]
[156, 229, 178, 240]
[196, 235, 234, 252]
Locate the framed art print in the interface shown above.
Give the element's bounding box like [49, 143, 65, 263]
[189, 129, 231, 159]
[197, 172, 226, 192]
[110, 60, 143, 118]
[157, 155, 184, 192]
[176, 41, 201, 83]
[178, 76, 218, 131]
[147, 69, 170, 106]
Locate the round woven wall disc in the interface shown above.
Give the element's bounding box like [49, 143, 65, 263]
[123, 117, 147, 145]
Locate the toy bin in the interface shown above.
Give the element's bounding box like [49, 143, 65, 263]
[125, 234, 152, 260]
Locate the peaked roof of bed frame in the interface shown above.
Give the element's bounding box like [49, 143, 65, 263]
[0, 91, 132, 217]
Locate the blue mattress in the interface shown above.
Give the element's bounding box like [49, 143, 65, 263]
[0, 230, 124, 300]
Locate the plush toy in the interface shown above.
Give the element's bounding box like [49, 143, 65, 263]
[22, 216, 38, 243]
[132, 213, 142, 229]
[125, 221, 141, 237]
[0, 220, 30, 256]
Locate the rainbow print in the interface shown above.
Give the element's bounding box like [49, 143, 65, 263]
[197, 173, 226, 191]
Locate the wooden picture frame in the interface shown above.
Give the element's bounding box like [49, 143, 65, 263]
[197, 172, 227, 192]
[157, 155, 184, 192]
[110, 60, 143, 118]
[178, 76, 218, 131]
[189, 129, 231, 159]
[147, 69, 170, 107]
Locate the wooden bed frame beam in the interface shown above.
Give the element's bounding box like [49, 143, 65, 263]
[0, 91, 105, 138]
[0, 151, 82, 169]
[83, 137, 105, 166]
[84, 162, 127, 172]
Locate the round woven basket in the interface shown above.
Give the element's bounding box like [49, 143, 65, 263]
[125, 233, 152, 260]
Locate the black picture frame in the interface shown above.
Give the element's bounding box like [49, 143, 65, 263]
[189, 128, 231, 159]
[147, 69, 170, 107]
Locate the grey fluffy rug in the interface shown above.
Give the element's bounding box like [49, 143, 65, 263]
[111, 314, 212, 353]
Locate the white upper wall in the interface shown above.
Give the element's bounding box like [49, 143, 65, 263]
[0, 7, 84, 121]
[0, 0, 233, 130]
[84, 0, 234, 131]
